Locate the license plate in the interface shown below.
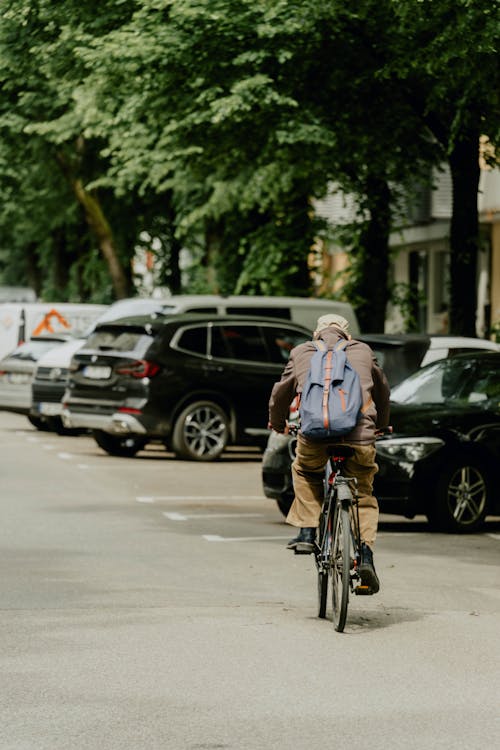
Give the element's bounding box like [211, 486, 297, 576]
[83, 365, 112, 380]
[8, 372, 30, 384]
[39, 402, 62, 416]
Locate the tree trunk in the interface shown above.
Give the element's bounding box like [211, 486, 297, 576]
[165, 198, 182, 293]
[281, 196, 314, 296]
[55, 149, 131, 300]
[24, 242, 42, 298]
[354, 178, 392, 332]
[203, 220, 224, 293]
[72, 180, 131, 299]
[448, 133, 480, 336]
[52, 227, 69, 298]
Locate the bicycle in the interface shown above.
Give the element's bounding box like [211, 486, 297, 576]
[315, 445, 370, 632]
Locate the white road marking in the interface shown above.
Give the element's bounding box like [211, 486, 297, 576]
[203, 535, 290, 543]
[139, 495, 264, 501]
[26, 436, 39, 443]
[78, 464, 89, 470]
[163, 512, 263, 522]
[57, 452, 73, 460]
[43, 444, 55, 450]
[487, 534, 500, 541]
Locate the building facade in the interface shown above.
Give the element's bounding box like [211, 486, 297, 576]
[314, 163, 500, 338]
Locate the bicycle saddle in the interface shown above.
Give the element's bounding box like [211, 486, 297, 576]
[327, 445, 355, 458]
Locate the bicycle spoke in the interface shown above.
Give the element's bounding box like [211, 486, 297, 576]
[331, 505, 351, 632]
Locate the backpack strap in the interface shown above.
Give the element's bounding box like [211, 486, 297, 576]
[315, 338, 348, 352]
[314, 340, 334, 429]
[334, 338, 349, 352]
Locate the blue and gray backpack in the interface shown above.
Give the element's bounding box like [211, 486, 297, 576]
[299, 339, 363, 439]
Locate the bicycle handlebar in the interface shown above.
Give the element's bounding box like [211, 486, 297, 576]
[375, 426, 393, 438]
[273, 424, 392, 439]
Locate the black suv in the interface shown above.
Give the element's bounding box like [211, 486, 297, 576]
[61, 314, 310, 460]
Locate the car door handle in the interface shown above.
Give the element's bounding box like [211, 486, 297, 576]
[202, 363, 224, 373]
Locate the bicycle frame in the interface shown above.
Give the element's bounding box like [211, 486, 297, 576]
[315, 453, 364, 629]
[317, 459, 360, 567]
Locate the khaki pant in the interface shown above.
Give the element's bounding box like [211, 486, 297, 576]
[287, 434, 379, 547]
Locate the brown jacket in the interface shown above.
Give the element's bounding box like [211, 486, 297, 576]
[268, 327, 390, 444]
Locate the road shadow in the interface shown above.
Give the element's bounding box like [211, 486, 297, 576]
[104, 445, 263, 463]
[378, 516, 500, 534]
[340, 605, 426, 632]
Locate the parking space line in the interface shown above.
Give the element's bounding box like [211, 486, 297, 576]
[163, 512, 263, 521]
[139, 495, 264, 501]
[203, 534, 290, 542]
[58, 452, 73, 460]
[487, 534, 500, 541]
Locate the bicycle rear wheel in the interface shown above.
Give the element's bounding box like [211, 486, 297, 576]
[331, 505, 351, 632]
[317, 512, 330, 618]
[317, 571, 328, 618]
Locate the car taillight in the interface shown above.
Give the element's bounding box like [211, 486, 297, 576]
[115, 360, 160, 378]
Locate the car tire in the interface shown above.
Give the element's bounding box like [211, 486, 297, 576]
[172, 400, 229, 461]
[27, 415, 51, 431]
[93, 430, 148, 458]
[426, 456, 490, 533]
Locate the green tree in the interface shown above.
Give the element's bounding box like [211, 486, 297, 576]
[371, 0, 499, 335]
[73, 0, 434, 325]
[0, 0, 143, 300]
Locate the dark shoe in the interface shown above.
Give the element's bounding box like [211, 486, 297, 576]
[358, 543, 380, 593]
[286, 527, 316, 554]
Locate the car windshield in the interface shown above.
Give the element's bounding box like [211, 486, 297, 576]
[85, 327, 154, 355]
[8, 339, 65, 361]
[391, 357, 500, 405]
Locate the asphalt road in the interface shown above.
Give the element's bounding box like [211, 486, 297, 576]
[1, 412, 499, 750]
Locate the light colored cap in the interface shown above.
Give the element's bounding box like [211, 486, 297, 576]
[315, 313, 350, 334]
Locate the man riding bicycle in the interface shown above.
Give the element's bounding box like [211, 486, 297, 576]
[268, 314, 390, 593]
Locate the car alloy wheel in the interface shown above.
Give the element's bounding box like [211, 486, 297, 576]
[428, 457, 489, 532]
[172, 400, 229, 461]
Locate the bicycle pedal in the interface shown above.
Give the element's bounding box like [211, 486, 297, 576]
[355, 585, 374, 596]
[294, 545, 315, 555]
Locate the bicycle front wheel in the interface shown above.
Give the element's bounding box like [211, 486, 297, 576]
[331, 505, 351, 632]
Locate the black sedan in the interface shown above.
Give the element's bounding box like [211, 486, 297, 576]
[262, 351, 500, 532]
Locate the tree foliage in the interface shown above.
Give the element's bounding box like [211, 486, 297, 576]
[0, 0, 498, 334]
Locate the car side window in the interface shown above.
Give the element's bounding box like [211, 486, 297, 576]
[183, 307, 218, 314]
[225, 306, 291, 320]
[449, 347, 482, 358]
[210, 325, 268, 361]
[468, 364, 500, 402]
[261, 326, 309, 363]
[176, 326, 208, 356]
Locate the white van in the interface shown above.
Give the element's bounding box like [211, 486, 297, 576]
[0, 302, 107, 361]
[97, 295, 360, 335]
[0, 286, 37, 303]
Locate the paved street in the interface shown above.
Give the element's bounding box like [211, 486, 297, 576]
[1, 411, 499, 750]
